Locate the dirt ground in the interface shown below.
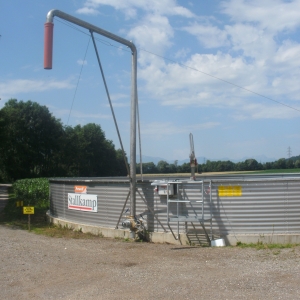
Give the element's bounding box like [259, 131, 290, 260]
[1, 184, 300, 299]
[0, 224, 300, 300]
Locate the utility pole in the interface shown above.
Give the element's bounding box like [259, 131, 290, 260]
[189, 133, 197, 180]
[287, 146, 292, 158]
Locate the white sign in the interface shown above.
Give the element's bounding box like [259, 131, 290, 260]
[68, 193, 97, 212]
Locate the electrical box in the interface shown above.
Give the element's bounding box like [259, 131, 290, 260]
[158, 184, 174, 196]
[151, 180, 178, 196]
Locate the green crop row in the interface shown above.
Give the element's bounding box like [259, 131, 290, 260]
[12, 178, 49, 209]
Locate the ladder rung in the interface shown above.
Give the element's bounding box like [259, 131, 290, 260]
[168, 200, 190, 203]
[169, 216, 212, 222]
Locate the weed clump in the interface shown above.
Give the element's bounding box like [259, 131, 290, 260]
[236, 240, 298, 250]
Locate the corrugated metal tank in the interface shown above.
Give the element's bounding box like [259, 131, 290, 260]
[49, 174, 300, 243]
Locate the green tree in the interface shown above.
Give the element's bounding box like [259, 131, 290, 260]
[263, 162, 273, 170]
[286, 159, 294, 169]
[138, 162, 157, 174]
[168, 163, 177, 173]
[0, 100, 127, 180]
[115, 149, 129, 176]
[0, 99, 63, 181]
[178, 162, 191, 173]
[274, 158, 286, 169]
[61, 123, 122, 177]
[244, 159, 260, 170]
[157, 160, 169, 173]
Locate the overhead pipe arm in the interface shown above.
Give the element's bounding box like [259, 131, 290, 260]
[44, 9, 137, 69]
[44, 9, 138, 236]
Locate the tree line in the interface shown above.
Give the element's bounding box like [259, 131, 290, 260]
[137, 156, 300, 174]
[1, 99, 299, 182]
[0, 99, 127, 182]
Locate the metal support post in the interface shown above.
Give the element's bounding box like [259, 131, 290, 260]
[43, 10, 138, 238]
[115, 191, 130, 229]
[136, 189, 167, 232]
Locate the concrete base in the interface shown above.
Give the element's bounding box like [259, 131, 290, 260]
[225, 234, 300, 245]
[46, 212, 300, 246]
[46, 212, 186, 245]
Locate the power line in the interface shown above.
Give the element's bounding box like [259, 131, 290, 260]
[66, 36, 91, 125]
[56, 18, 300, 113]
[56, 19, 129, 51]
[139, 47, 300, 113]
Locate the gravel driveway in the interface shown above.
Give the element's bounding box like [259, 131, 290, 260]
[1, 184, 299, 299]
[1, 224, 300, 300]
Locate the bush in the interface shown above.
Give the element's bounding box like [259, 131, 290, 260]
[12, 178, 49, 209]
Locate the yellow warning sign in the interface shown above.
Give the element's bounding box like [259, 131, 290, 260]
[218, 186, 242, 197]
[23, 207, 34, 214]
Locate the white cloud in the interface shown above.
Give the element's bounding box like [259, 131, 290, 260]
[174, 48, 190, 59]
[77, 59, 87, 66]
[221, 0, 300, 32]
[77, 59, 87, 65]
[139, 52, 257, 102]
[226, 23, 276, 59]
[77, 0, 195, 18]
[137, 48, 300, 119]
[76, 7, 100, 15]
[0, 79, 74, 100]
[274, 40, 300, 67]
[128, 14, 174, 57]
[271, 73, 300, 101]
[233, 102, 299, 120]
[171, 5, 195, 18]
[47, 106, 111, 120]
[182, 23, 229, 48]
[76, 0, 300, 122]
[142, 121, 220, 136]
[110, 93, 128, 101]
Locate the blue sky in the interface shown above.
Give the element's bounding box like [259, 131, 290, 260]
[1, 0, 300, 163]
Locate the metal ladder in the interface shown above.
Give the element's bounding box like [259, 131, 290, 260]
[166, 180, 213, 244]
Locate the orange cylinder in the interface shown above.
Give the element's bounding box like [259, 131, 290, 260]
[44, 22, 54, 69]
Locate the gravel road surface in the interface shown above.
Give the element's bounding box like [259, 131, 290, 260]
[1, 184, 300, 299]
[1, 225, 300, 300]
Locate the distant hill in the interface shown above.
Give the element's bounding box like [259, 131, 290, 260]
[287, 155, 300, 161]
[136, 155, 169, 165]
[137, 154, 280, 165]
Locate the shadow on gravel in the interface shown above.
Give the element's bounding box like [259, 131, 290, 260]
[170, 247, 200, 250]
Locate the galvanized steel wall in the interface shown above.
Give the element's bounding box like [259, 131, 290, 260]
[210, 178, 300, 236]
[49, 175, 300, 238]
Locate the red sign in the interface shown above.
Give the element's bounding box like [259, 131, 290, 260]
[74, 186, 87, 194]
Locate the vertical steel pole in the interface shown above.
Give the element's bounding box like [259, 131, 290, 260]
[44, 9, 139, 238]
[129, 46, 137, 238]
[210, 180, 213, 241]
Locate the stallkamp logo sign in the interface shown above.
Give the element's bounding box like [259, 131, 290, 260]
[68, 186, 97, 212]
[74, 186, 87, 193]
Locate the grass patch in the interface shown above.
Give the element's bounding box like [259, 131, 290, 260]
[236, 241, 298, 250]
[31, 224, 104, 239]
[0, 187, 103, 240]
[0, 186, 48, 224]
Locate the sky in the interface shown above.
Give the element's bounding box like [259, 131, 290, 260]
[1, 0, 300, 163]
